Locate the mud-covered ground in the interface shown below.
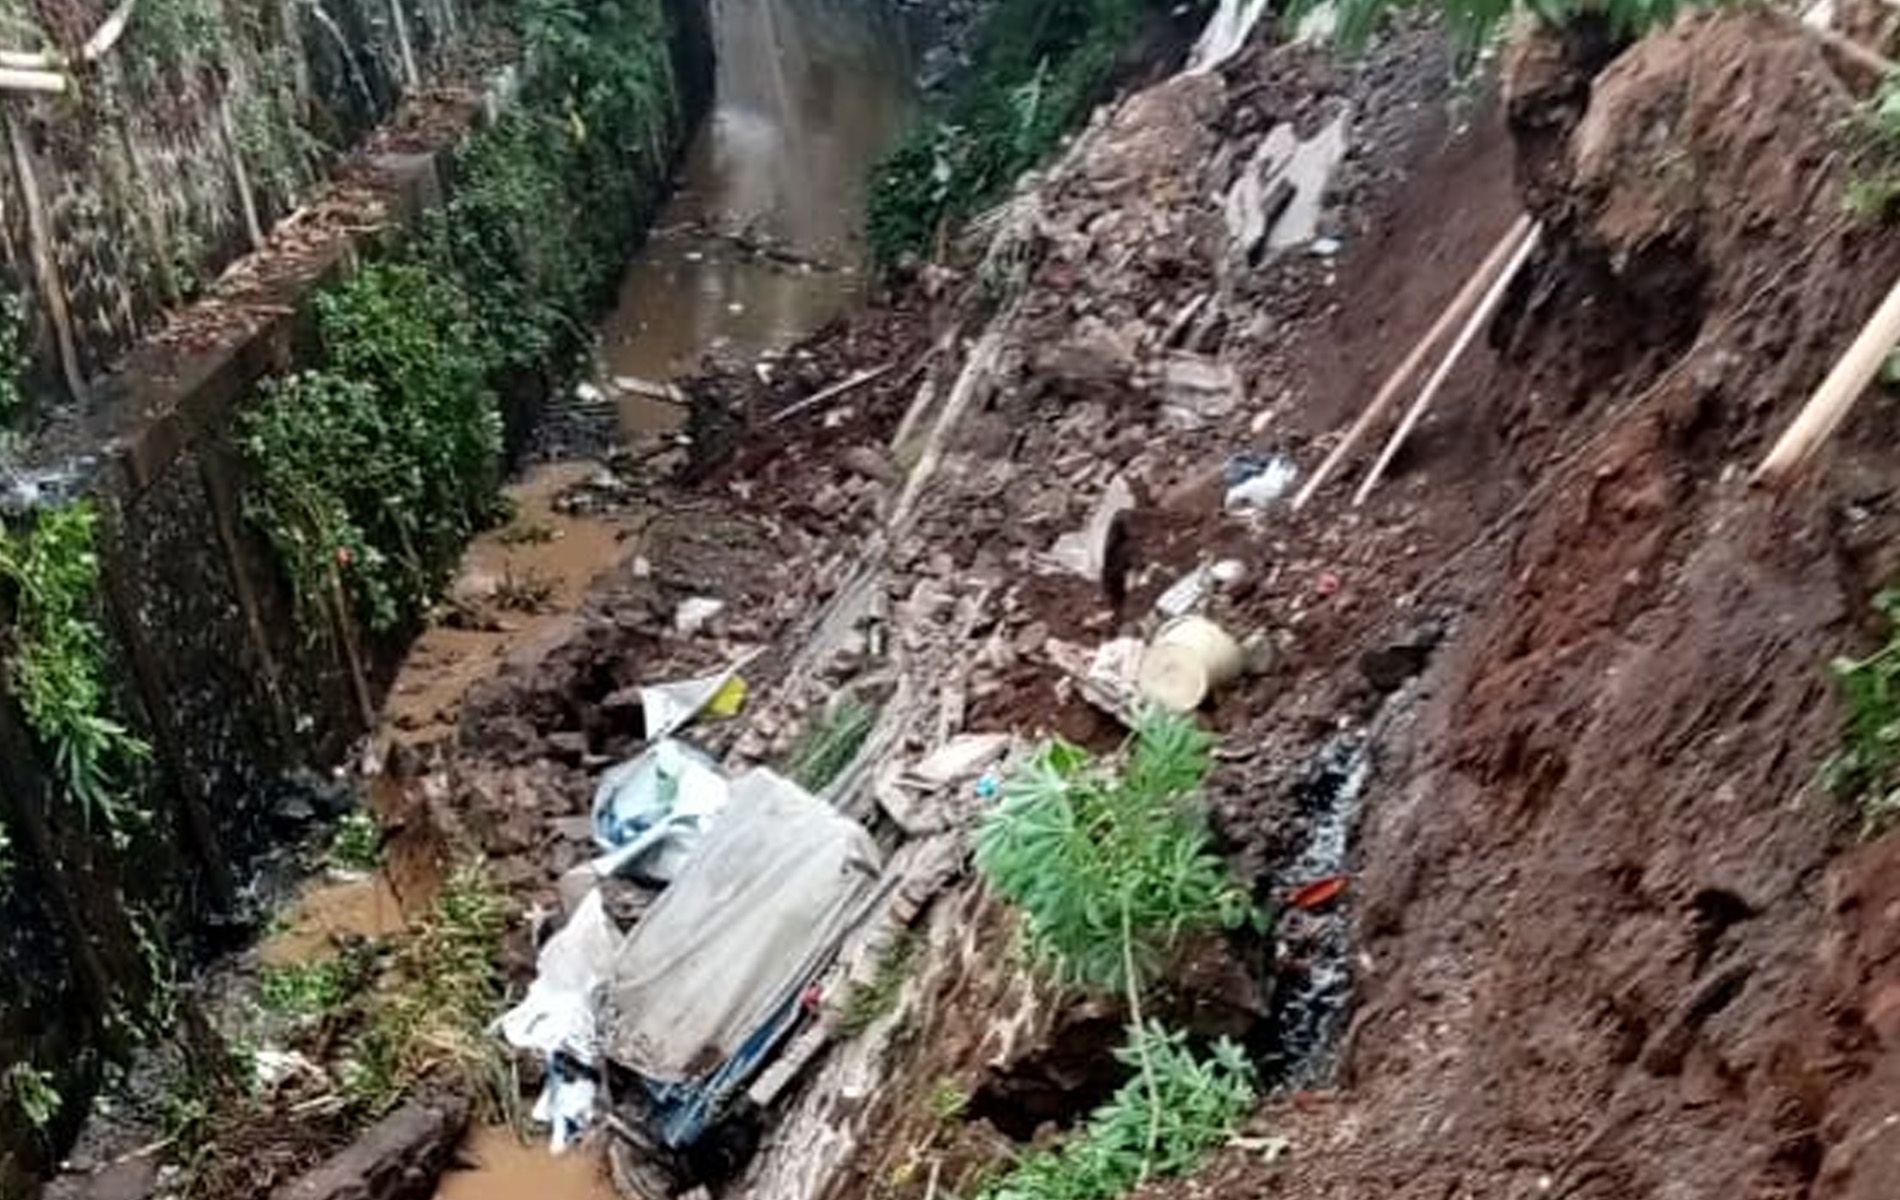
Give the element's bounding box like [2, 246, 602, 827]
[109, 8, 1900, 1200]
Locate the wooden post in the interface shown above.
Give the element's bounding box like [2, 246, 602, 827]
[7, 112, 86, 403]
[1293, 215, 1533, 510]
[1353, 222, 1544, 506]
[1755, 273, 1900, 484]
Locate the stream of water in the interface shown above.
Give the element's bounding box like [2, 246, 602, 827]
[596, 0, 919, 434]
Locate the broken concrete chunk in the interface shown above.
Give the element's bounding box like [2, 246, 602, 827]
[1046, 475, 1135, 586]
[271, 1095, 470, 1200]
[911, 733, 1011, 788]
[1148, 352, 1244, 427]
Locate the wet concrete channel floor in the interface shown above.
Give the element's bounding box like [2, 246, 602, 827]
[395, 0, 922, 1193]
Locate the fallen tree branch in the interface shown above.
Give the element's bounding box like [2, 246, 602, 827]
[1353, 221, 1544, 506]
[1293, 214, 1533, 510]
[1754, 270, 1900, 484]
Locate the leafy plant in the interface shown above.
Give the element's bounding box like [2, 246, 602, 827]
[1846, 74, 1900, 223]
[5, 1063, 60, 1132]
[1823, 588, 1900, 836]
[243, 263, 503, 634]
[0, 501, 151, 830]
[789, 697, 879, 791]
[981, 1023, 1256, 1200]
[327, 809, 384, 873]
[976, 711, 1252, 993]
[259, 954, 365, 1020]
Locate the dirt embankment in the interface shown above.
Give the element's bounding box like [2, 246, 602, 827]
[1146, 13, 1900, 1200]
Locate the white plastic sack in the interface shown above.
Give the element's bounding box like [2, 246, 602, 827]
[589, 739, 729, 884]
[601, 768, 882, 1084]
[496, 888, 621, 1061]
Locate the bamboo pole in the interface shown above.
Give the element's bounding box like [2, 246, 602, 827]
[0, 67, 65, 92]
[7, 113, 86, 403]
[1754, 272, 1900, 484]
[1292, 214, 1533, 510]
[1353, 222, 1544, 506]
[80, 0, 137, 62]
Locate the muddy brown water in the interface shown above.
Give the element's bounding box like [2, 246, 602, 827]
[597, 0, 919, 435]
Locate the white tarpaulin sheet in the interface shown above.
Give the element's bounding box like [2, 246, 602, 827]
[601, 767, 882, 1084]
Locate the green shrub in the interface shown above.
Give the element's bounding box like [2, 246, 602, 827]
[976, 710, 1252, 993]
[983, 1023, 1256, 1200]
[242, 263, 503, 633]
[866, 0, 1153, 266]
[0, 501, 150, 831]
[1824, 588, 1900, 836]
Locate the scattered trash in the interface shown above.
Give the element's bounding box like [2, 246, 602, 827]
[640, 658, 754, 741]
[588, 740, 729, 885]
[1310, 236, 1343, 258]
[497, 889, 621, 1150]
[1046, 474, 1135, 586]
[253, 1048, 323, 1090]
[1138, 616, 1246, 712]
[1287, 875, 1348, 910]
[601, 768, 884, 1150]
[1156, 558, 1249, 618]
[1224, 452, 1299, 510]
[1156, 564, 1215, 618]
[674, 596, 726, 634]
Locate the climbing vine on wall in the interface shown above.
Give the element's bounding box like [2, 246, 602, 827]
[418, 0, 677, 369]
[244, 0, 678, 641]
[0, 501, 151, 833]
[242, 263, 502, 634]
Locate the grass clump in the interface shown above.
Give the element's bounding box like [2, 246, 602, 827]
[1824, 588, 1900, 836]
[0, 501, 150, 832]
[983, 1023, 1255, 1200]
[976, 710, 1252, 993]
[340, 862, 510, 1115]
[836, 932, 920, 1036]
[789, 697, 878, 792]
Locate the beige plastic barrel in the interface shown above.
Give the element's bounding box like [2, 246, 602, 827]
[1137, 616, 1245, 712]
